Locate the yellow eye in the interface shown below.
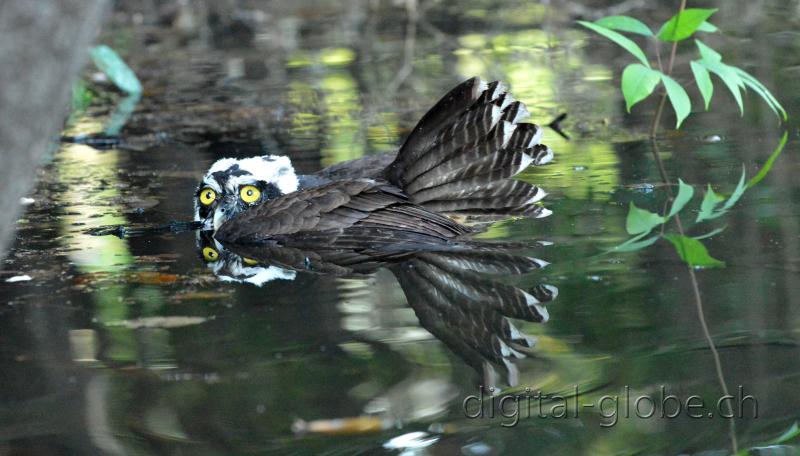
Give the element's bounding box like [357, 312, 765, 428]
[242, 257, 258, 266]
[202, 247, 219, 262]
[199, 188, 216, 206]
[239, 185, 261, 204]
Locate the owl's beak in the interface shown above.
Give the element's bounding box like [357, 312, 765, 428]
[212, 208, 227, 232]
[213, 196, 240, 232]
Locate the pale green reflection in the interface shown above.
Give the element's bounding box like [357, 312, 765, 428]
[320, 71, 364, 166]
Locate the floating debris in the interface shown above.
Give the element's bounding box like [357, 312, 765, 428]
[104, 316, 210, 329]
[5, 275, 32, 283]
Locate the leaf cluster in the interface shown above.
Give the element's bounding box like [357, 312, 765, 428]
[578, 9, 786, 128]
[610, 132, 788, 268]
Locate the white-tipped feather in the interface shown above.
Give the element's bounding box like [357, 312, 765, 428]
[533, 146, 554, 165]
[489, 105, 503, 128]
[543, 284, 559, 299]
[528, 127, 544, 148]
[494, 82, 508, 100]
[526, 188, 547, 204]
[535, 207, 553, 219]
[477, 78, 489, 96]
[524, 290, 550, 323]
[500, 93, 515, 111]
[501, 121, 517, 147]
[528, 257, 550, 268]
[516, 152, 534, 175]
[512, 103, 530, 123]
[507, 321, 538, 347]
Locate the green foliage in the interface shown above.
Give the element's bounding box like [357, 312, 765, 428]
[696, 166, 746, 222]
[594, 16, 652, 36]
[746, 131, 789, 189]
[689, 61, 713, 109]
[664, 235, 725, 267]
[657, 8, 717, 42]
[578, 9, 787, 128]
[734, 421, 800, 456]
[621, 64, 661, 112]
[660, 74, 691, 127]
[667, 179, 694, 217]
[609, 134, 787, 267]
[611, 233, 660, 252]
[576, 21, 650, 67]
[626, 202, 666, 235]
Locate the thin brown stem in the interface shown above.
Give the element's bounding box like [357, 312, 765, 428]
[649, 0, 687, 139]
[646, 1, 737, 451]
[650, 138, 738, 453]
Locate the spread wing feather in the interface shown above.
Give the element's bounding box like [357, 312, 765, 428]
[215, 179, 470, 245]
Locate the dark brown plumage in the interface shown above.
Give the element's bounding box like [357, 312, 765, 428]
[216, 77, 553, 247]
[219, 239, 556, 386]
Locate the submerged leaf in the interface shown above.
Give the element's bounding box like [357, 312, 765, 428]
[747, 131, 789, 189]
[595, 16, 653, 36]
[665, 235, 725, 268]
[668, 179, 695, 218]
[626, 202, 666, 235]
[721, 166, 748, 211]
[578, 21, 650, 67]
[690, 61, 714, 110]
[611, 234, 661, 252]
[696, 184, 726, 222]
[621, 64, 661, 111]
[772, 422, 800, 445]
[693, 226, 727, 240]
[660, 73, 692, 128]
[657, 8, 718, 42]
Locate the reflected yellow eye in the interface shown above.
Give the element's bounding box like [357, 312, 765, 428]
[202, 247, 219, 262]
[242, 257, 258, 266]
[199, 188, 216, 206]
[239, 185, 261, 204]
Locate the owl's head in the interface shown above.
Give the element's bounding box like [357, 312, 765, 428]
[194, 155, 298, 231]
[196, 231, 296, 286]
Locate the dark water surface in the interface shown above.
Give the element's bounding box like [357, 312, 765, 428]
[2, 1, 800, 454]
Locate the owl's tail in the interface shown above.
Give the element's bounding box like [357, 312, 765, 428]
[384, 77, 552, 217]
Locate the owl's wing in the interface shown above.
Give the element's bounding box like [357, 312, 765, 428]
[214, 179, 471, 247]
[392, 250, 555, 388]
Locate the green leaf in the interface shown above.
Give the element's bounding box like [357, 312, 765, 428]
[721, 165, 748, 211]
[611, 234, 661, 252]
[734, 67, 788, 121]
[626, 202, 666, 235]
[595, 16, 653, 36]
[90, 45, 142, 95]
[660, 73, 692, 128]
[695, 39, 721, 62]
[696, 184, 725, 223]
[697, 21, 718, 33]
[578, 21, 650, 67]
[701, 59, 744, 115]
[657, 8, 718, 42]
[690, 61, 714, 110]
[772, 422, 800, 445]
[665, 235, 725, 268]
[693, 226, 726, 240]
[747, 131, 789, 189]
[668, 179, 695, 218]
[621, 64, 661, 111]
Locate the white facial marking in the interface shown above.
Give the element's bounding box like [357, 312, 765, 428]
[194, 155, 299, 227]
